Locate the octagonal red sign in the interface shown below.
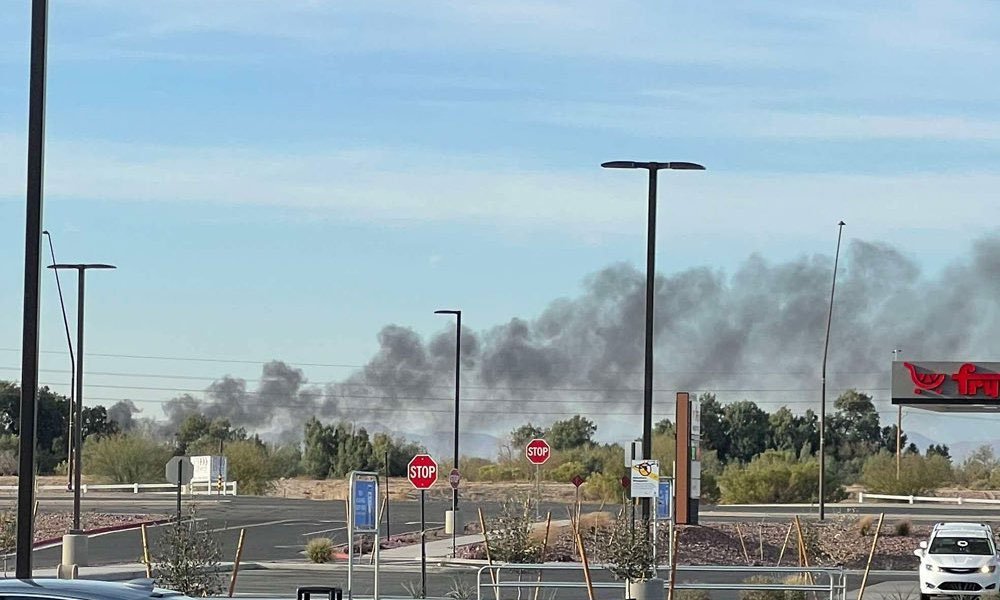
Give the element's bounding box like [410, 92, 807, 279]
[525, 438, 551, 465]
[407, 454, 438, 490]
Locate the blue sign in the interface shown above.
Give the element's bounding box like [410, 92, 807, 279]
[353, 477, 378, 532]
[657, 480, 672, 520]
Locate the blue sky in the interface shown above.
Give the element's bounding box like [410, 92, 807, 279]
[2, 2, 1000, 445]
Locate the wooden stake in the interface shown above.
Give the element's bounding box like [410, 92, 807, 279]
[857, 513, 885, 600]
[478, 507, 499, 600]
[777, 521, 794, 566]
[228, 528, 246, 597]
[576, 531, 595, 600]
[532, 512, 553, 600]
[141, 523, 152, 578]
[667, 528, 679, 600]
[735, 523, 752, 565]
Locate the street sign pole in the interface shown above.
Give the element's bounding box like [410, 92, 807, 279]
[176, 460, 182, 524]
[535, 464, 541, 520]
[420, 489, 427, 599]
[348, 471, 380, 600]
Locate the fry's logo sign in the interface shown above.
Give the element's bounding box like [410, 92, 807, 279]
[904, 362, 1000, 398]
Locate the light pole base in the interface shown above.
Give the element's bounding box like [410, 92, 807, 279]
[61, 533, 89, 568]
[56, 562, 79, 580]
[444, 509, 459, 535]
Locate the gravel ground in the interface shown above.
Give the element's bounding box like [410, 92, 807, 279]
[452, 515, 949, 570]
[0, 511, 163, 553]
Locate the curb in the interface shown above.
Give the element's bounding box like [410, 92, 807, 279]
[33, 518, 173, 548]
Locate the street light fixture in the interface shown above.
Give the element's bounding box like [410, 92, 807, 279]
[818, 221, 846, 521]
[434, 309, 461, 558]
[601, 160, 705, 525]
[42, 231, 76, 491]
[48, 263, 116, 533]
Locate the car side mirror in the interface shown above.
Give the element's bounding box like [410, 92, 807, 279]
[920, 541, 928, 549]
[914, 549, 924, 558]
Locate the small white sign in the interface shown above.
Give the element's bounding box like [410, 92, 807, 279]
[690, 398, 702, 438]
[630, 459, 660, 498]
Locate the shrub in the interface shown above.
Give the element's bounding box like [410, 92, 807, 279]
[583, 471, 626, 502]
[83, 435, 173, 483]
[895, 520, 912, 537]
[305, 538, 335, 563]
[860, 451, 952, 496]
[153, 514, 223, 597]
[595, 514, 655, 581]
[548, 460, 587, 483]
[224, 440, 278, 495]
[676, 591, 712, 600]
[857, 515, 874, 536]
[719, 451, 842, 504]
[485, 497, 542, 563]
[740, 575, 784, 600]
[0, 509, 15, 554]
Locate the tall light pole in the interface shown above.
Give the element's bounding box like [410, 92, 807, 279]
[434, 309, 461, 558]
[601, 160, 705, 525]
[16, 0, 50, 578]
[49, 263, 116, 533]
[893, 348, 902, 480]
[42, 231, 76, 491]
[819, 221, 846, 521]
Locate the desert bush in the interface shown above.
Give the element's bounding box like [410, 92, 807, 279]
[485, 496, 542, 563]
[894, 519, 912, 537]
[305, 538, 334, 563]
[583, 471, 626, 502]
[740, 575, 784, 600]
[478, 464, 526, 482]
[547, 460, 587, 483]
[719, 451, 843, 504]
[676, 591, 712, 600]
[860, 451, 952, 496]
[857, 515, 874, 536]
[83, 434, 172, 483]
[153, 513, 223, 597]
[0, 509, 15, 554]
[225, 440, 278, 495]
[595, 514, 655, 581]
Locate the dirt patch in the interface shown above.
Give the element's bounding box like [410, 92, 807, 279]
[456, 516, 942, 570]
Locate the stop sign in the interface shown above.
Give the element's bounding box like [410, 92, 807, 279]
[408, 454, 438, 490]
[525, 438, 551, 465]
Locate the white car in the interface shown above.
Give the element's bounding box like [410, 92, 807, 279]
[916, 522, 1000, 599]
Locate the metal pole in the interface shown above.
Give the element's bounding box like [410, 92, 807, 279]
[819, 221, 846, 521]
[640, 167, 658, 524]
[385, 450, 391, 540]
[893, 348, 901, 480]
[176, 459, 182, 524]
[535, 464, 541, 520]
[420, 490, 427, 599]
[43, 232, 75, 492]
[16, 0, 50, 579]
[73, 269, 85, 531]
[453, 311, 461, 558]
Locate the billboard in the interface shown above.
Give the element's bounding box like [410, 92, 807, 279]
[892, 362, 1000, 411]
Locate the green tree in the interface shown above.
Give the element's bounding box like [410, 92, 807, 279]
[926, 444, 951, 460]
[860, 451, 952, 496]
[224, 439, 278, 495]
[654, 418, 674, 436]
[698, 393, 728, 460]
[957, 445, 999, 488]
[548, 415, 596, 450]
[722, 400, 769, 463]
[303, 417, 336, 478]
[83, 435, 173, 483]
[510, 423, 545, 448]
[372, 432, 424, 476]
[718, 450, 838, 504]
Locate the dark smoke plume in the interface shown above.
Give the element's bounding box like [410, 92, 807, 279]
[161, 233, 1000, 441]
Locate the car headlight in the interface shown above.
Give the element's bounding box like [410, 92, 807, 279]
[980, 565, 996, 574]
[925, 564, 941, 572]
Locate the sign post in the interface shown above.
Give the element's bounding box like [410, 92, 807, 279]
[165, 456, 193, 524]
[408, 454, 438, 599]
[447, 468, 460, 558]
[348, 471, 380, 600]
[526, 439, 551, 520]
[572, 475, 585, 524]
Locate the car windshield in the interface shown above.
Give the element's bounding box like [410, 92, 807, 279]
[930, 536, 994, 555]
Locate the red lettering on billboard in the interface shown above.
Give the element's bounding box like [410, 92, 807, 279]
[903, 362, 1000, 399]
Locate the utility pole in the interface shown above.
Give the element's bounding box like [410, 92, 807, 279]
[893, 348, 902, 480]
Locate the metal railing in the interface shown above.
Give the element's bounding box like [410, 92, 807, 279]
[478, 563, 847, 600]
[0, 481, 237, 496]
[858, 491, 1000, 505]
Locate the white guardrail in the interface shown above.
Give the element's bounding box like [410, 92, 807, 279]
[0, 481, 237, 496]
[858, 491, 1000, 505]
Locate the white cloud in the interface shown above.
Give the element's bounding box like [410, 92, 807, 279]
[1, 133, 998, 243]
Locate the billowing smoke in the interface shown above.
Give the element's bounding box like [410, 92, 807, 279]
[108, 399, 140, 431]
[161, 233, 1000, 442]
